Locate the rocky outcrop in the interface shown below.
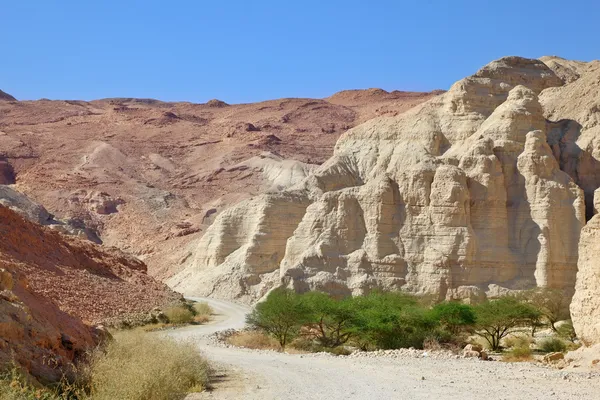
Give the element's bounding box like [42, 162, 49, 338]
[0, 185, 102, 243]
[571, 187, 600, 345]
[172, 57, 594, 304]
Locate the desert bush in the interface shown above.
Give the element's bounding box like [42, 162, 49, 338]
[350, 291, 436, 350]
[518, 288, 570, 332]
[193, 302, 213, 317]
[430, 302, 476, 335]
[246, 288, 310, 349]
[474, 297, 541, 351]
[89, 331, 209, 400]
[226, 331, 280, 350]
[192, 302, 213, 324]
[326, 346, 352, 356]
[557, 321, 577, 342]
[539, 337, 567, 353]
[503, 334, 534, 349]
[164, 305, 195, 324]
[503, 345, 533, 362]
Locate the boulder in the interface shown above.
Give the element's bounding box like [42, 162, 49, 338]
[543, 352, 565, 363]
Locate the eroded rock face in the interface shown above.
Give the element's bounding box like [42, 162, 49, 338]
[171, 57, 592, 309]
[571, 187, 600, 345]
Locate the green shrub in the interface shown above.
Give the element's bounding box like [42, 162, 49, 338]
[89, 331, 209, 400]
[164, 306, 195, 324]
[350, 291, 436, 350]
[539, 337, 567, 353]
[326, 346, 352, 356]
[557, 321, 577, 342]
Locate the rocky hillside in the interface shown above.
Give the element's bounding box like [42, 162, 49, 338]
[0, 89, 438, 279]
[1, 265, 98, 383]
[0, 203, 180, 324]
[169, 56, 600, 346]
[0, 89, 15, 101]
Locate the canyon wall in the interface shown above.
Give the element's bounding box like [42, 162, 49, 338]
[170, 56, 600, 343]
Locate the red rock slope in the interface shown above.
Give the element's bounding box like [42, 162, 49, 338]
[0, 204, 180, 325]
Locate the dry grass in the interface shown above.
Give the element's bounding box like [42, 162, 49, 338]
[503, 334, 534, 349]
[163, 305, 195, 324]
[502, 346, 533, 362]
[89, 331, 210, 400]
[226, 331, 281, 351]
[193, 302, 213, 324]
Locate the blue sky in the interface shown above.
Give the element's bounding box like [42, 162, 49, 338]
[1, 1, 598, 103]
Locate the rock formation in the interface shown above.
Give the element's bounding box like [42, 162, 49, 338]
[171, 57, 594, 307]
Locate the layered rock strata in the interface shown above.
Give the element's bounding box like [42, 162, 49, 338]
[171, 57, 592, 305]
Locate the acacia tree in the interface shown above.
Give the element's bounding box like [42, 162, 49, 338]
[474, 297, 541, 351]
[430, 302, 476, 335]
[246, 288, 309, 349]
[518, 288, 570, 332]
[302, 291, 356, 347]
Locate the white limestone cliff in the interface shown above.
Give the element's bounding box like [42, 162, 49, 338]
[170, 56, 598, 343]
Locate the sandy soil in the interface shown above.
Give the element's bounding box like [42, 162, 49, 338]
[167, 298, 600, 400]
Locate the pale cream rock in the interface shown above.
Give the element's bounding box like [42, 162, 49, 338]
[171, 57, 588, 309]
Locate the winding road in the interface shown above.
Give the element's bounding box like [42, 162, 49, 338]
[166, 297, 600, 400]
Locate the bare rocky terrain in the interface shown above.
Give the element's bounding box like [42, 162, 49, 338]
[0, 88, 438, 281]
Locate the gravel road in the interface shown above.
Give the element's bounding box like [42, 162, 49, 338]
[166, 297, 600, 400]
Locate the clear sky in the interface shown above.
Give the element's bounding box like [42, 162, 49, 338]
[2, 0, 598, 103]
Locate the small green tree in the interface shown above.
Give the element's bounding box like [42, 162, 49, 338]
[518, 288, 571, 332]
[302, 291, 356, 347]
[474, 297, 541, 351]
[557, 321, 577, 342]
[430, 302, 476, 335]
[246, 288, 309, 349]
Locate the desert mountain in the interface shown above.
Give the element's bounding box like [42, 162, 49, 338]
[167, 56, 600, 346]
[0, 89, 439, 280]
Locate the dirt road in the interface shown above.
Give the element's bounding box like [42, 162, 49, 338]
[167, 298, 600, 400]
